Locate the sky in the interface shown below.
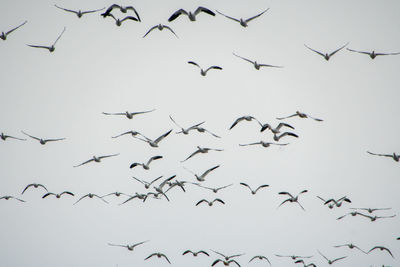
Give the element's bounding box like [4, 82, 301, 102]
[1, 0, 399, 266]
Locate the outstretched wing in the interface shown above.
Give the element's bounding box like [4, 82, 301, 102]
[188, 61, 201, 68]
[154, 129, 172, 144]
[194, 6, 216, 16]
[245, 8, 270, 22]
[143, 25, 159, 38]
[21, 131, 41, 141]
[276, 113, 298, 120]
[304, 44, 326, 58]
[328, 43, 349, 57]
[74, 158, 94, 167]
[81, 7, 106, 15]
[216, 10, 240, 22]
[6, 20, 27, 35]
[202, 165, 220, 177]
[168, 9, 188, 22]
[54, 4, 78, 14]
[233, 52, 255, 64]
[163, 25, 179, 38]
[53, 27, 66, 46]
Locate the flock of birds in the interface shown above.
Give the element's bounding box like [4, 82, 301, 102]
[1, 2, 399, 267]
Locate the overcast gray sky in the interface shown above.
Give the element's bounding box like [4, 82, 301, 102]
[1, 0, 399, 266]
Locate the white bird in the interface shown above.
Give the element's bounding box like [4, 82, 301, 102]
[258, 122, 294, 133]
[73, 153, 119, 167]
[74, 193, 108, 205]
[368, 246, 394, 258]
[239, 183, 269, 195]
[21, 131, 65, 145]
[273, 132, 298, 142]
[144, 252, 171, 264]
[101, 4, 141, 21]
[216, 9, 269, 27]
[334, 243, 366, 254]
[0, 132, 26, 141]
[169, 115, 205, 135]
[183, 165, 220, 182]
[324, 196, 351, 207]
[304, 43, 349, 61]
[26, 27, 66, 52]
[108, 240, 149, 251]
[152, 175, 176, 201]
[112, 130, 144, 139]
[318, 251, 347, 265]
[134, 129, 172, 148]
[277, 111, 323, 121]
[346, 48, 400, 59]
[143, 24, 178, 38]
[181, 146, 223, 162]
[192, 126, 221, 138]
[196, 198, 225, 206]
[367, 151, 399, 162]
[132, 175, 164, 189]
[194, 183, 233, 193]
[212, 259, 240, 267]
[119, 192, 149, 205]
[168, 7, 215, 22]
[54, 5, 105, 18]
[358, 213, 396, 222]
[42, 191, 74, 199]
[336, 211, 365, 220]
[106, 14, 139, 26]
[233, 52, 282, 69]
[21, 183, 48, 194]
[212, 250, 245, 261]
[278, 190, 308, 210]
[188, 61, 222, 76]
[130, 155, 163, 170]
[0, 195, 25, 202]
[101, 192, 131, 198]
[182, 250, 209, 257]
[294, 260, 317, 267]
[239, 141, 289, 148]
[349, 207, 392, 213]
[103, 109, 155, 119]
[249, 255, 271, 265]
[275, 254, 313, 260]
[1, 20, 27, 40]
[230, 116, 259, 130]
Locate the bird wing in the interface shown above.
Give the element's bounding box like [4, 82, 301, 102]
[328, 43, 349, 57]
[102, 4, 120, 17]
[21, 131, 41, 141]
[304, 44, 326, 57]
[277, 122, 295, 130]
[81, 7, 106, 14]
[144, 253, 157, 260]
[102, 112, 125, 116]
[181, 149, 201, 162]
[213, 198, 225, 205]
[169, 115, 183, 129]
[154, 129, 172, 144]
[202, 165, 220, 177]
[216, 10, 240, 22]
[26, 44, 51, 50]
[133, 240, 149, 247]
[73, 194, 89, 205]
[54, 5, 78, 14]
[203, 128, 221, 138]
[217, 184, 233, 191]
[53, 27, 66, 46]
[304, 113, 323, 121]
[42, 192, 54, 198]
[161, 254, 171, 263]
[367, 151, 391, 157]
[276, 114, 298, 120]
[230, 117, 244, 130]
[196, 199, 207, 206]
[331, 256, 347, 263]
[258, 63, 283, 68]
[168, 9, 188, 22]
[163, 25, 179, 38]
[232, 52, 255, 64]
[112, 131, 132, 138]
[147, 155, 163, 165]
[188, 61, 201, 68]
[74, 158, 94, 167]
[255, 184, 269, 193]
[205, 66, 223, 74]
[239, 142, 261, 146]
[182, 250, 193, 255]
[43, 138, 66, 142]
[199, 250, 209, 256]
[61, 192, 74, 197]
[239, 182, 252, 191]
[121, 16, 139, 23]
[229, 259, 241, 267]
[346, 48, 370, 55]
[296, 201, 306, 211]
[125, 6, 141, 21]
[245, 8, 270, 22]
[212, 259, 222, 266]
[99, 153, 119, 160]
[187, 121, 206, 131]
[6, 20, 27, 35]
[278, 198, 291, 208]
[143, 25, 158, 38]
[194, 6, 216, 16]
[278, 191, 294, 198]
[317, 251, 329, 261]
[21, 184, 34, 194]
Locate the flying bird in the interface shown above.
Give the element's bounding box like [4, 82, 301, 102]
[278, 190, 308, 210]
[183, 165, 220, 182]
[112, 130, 143, 139]
[211, 250, 245, 261]
[21, 131, 65, 145]
[54, 5, 105, 18]
[0, 132, 26, 141]
[240, 183, 269, 195]
[324, 196, 351, 207]
[152, 175, 177, 201]
[336, 211, 365, 220]
[106, 14, 139, 26]
[318, 251, 347, 265]
[249, 255, 271, 265]
[216, 9, 269, 27]
[132, 175, 164, 189]
[258, 122, 294, 133]
[229, 116, 259, 130]
[304, 43, 349, 61]
[130, 155, 163, 170]
[334, 243, 366, 253]
[42, 191, 74, 199]
[101, 4, 141, 21]
[194, 184, 233, 193]
[188, 61, 222, 76]
[1, 20, 27, 40]
[133, 129, 172, 147]
[73, 154, 119, 167]
[349, 207, 392, 213]
[367, 246, 394, 258]
[239, 141, 289, 148]
[181, 146, 223, 162]
[192, 126, 221, 138]
[196, 198, 225, 206]
[273, 132, 298, 142]
[367, 151, 399, 162]
[21, 183, 48, 194]
[73, 193, 108, 205]
[212, 259, 241, 267]
[276, 111, 323, 121]
[168, 7, 215, 22]
[346, 48, 400, 59]
[358, 213, 396, 222]
[294, 260, 317, 267]
[233, 52, 282, 69]
[0, 195, 25, 202]
[275, 254, 313, 260]
[103, 109, 155, 119]
[26, 27, 66, 52]
[169, 115, 205, 135]
[143, 24, 178, 38]
[101, 192, 131, 198]
[108, 240, 149, 251]
[144, 252, 171, 264]
[182, 250, 209, 257]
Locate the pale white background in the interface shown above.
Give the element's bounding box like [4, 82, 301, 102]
[0, 0, 399, 266]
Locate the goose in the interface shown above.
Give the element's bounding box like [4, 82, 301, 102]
[367, 151, 400, 162]
[181, 146, 223, 162]
[73, 153, 119, 167]
[346, 48, 400, 59]
[278, 190, 308, 210]
[317, 196, 335, 209]
[276, 111, 323, 121]
[294, 260, 316, 267]
[168, 7, 215, 22]
[188, 61, 222, 76]
[317, 251, 347, 265]
[108, 240, 149, 251]
[21, 183, 48, 194]
[106, 14, 139, 26]
[74, 193, 108, 205]
[101, 192, 131, 198]
[324, 196, 351, 207]
[233, 52, 282, 69]
[21, 131, 65, 145]
[334, 243, 366, 253]
[119, 192, 148, 205]
[196, 198, 225, 206]
[130, 155, 163, 170]
[112, 130, 143, 139]
[182, 250, 209, 257]
[101, 4, 141, 21]
[132, 175, 163, 189]
[192, 126, 221, 138]
[42, 191, 74, 199]
[349, 207, 392, 213]
[212, 259, 241, 267]
[368, 246, 394, 258]
[273, 132, 298, 142]
[304, 43, 349, 61]
[103, 109, 155, 119]
[239, 183, 269, 195]
[26, 27, 66, 52]
[0, 132, 26, 141]
[183, 165, 220, 182]
[249, 255, 271, 265]
[216, 9, 269, 27]
[211, 251, 245, 261]
[194, 183, 233, 193]
[336, 211, 365, 220]
[1, 20, 27, 40]
[0, 195, 25, 202]
[143, 24, 178, 38]
[169, 115, 205, 135]
[152, 175, 176, 201]
[133, 129, 172, 147]
[144, 252, 171, 264]
[229, 115, 259, 130]
[165, 180, 188, 193]
[54, 5, 105, 18]
[239, 141, 289, 148]
[358, 213, 396, 222]
[275, 255, 313, 260]
[258, 122, 294, 133]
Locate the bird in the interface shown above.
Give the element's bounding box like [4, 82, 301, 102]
[119, 193, 149, 205]
[273, 132, 298, 142]
[367, 151, 399, 162]
[336, 211, 365, 220]
[196, 198, 225, 206]
[101, 192, 131, 198]
[194, 184, 233, 193]
[188, 61, 222, 76]
[324, 196, 351, 207]
[318, 251, 347, 265]
[0, 132, 26, 141]
[334, 243, 366, 253]
[304, 43, 349, 61]
[346, 48, 400, 59]
[181, 146, 223, 162]
[112, 130, 144, 139]
[275, 255, 313, 260]
[73, 154, 119, 167]
[233, 52, 282, 69]
[42, 191, 74, 199]
[144, 252, 171, 264]
[106, 14, 139, 26]
[367, 246, 394, 258]
[0, 195, 25, 202]
[26, 27, 66, 52]
[278, 190, 308, 210]
[239, 183, 269, 195]
[349, 207, 392, 213]
[216, 9, 269, 27]
[258, 122, 295, 133]
[294, 260, 317, 267]
[276, 111, 323, 121]
[182, 250, 209, 257]
[239, 141, 289, 148]
[192, 126, 221, 138]
[21, 131, 66, 145]
[183, 165, 220, 182]
[229, 116, 259, 130]
[21, 183, 48, 194]
[108, 240, 149, 251]
[131, 175, 164, 189]
[169, 115, 205, 135]
[168, 7, 215, 22]
[103, 109, 155, 119]
[212, 259, 241, 267]
[358, 213, 396, 222]
[130, 155, 163, 170]
[134, 130, 172, 148]
[101, 4, 141, 21]
[249, 255, 271, 265]
[212, 250, 245, 261]
[152, 175, 177, 201]
[143, 24, 178, 38]
[317, 196, 335, 209]
[54, 5, 105, 18]
[1, 20, 27, 41]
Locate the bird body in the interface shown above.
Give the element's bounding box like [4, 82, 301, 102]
[21, 183, 48, 194]
[103, 109, 155, 119]
[183, 250, 209, 256]
[42, 191, 74, 199]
